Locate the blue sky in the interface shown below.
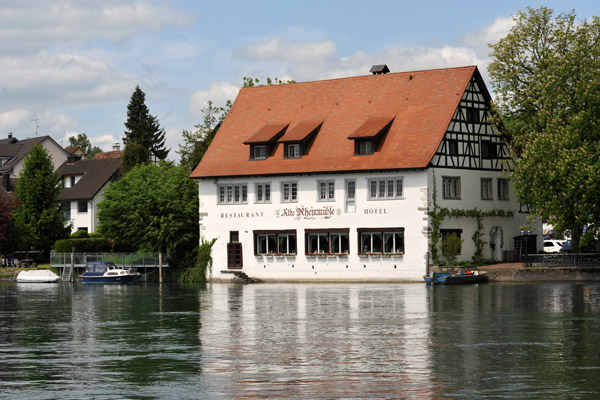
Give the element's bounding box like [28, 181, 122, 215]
[0, 1, 597, 161]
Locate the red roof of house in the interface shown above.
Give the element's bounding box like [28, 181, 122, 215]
[190, 66, 483, 179]
[94, 150, 122, 159]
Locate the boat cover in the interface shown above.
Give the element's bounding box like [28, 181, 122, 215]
[16, 269, 61, 283]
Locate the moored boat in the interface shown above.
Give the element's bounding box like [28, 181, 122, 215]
[16, 269, 61, 283]
[81, 261, 136, 284]
[424, 271, 488, 285]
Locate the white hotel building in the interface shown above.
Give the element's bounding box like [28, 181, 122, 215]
[190, 66, 541, 282]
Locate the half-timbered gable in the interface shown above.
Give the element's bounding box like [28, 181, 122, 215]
[431, 76, 512, 171]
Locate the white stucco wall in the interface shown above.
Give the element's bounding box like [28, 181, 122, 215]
[199, 170, 431, 282]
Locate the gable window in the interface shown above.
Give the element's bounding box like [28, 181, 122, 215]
[358, 228, 404, 254]
[218, 183, 248, 204]
[481, 140, 497, 159]
[442, 177, 461, 199]
[281, 181, 298, 203]
[318, 180, 335, 201]
[252, 145, 267, 160]
[498, 178, 509, 200]
[306, 229, 349, 254]
[368, 178, 403, 200]
[78, 200, 88, 213]
[285, 143, 301, 158]
[255, 183, 271, 203]
[254, 230, 296, 255]
[466, 107, 480, 124]
[355, 140, 374, 155]
[448, 140, 458, 156]
[481, 178, 493, 200]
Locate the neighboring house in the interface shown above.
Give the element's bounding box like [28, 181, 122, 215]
[190, 65, 541, 282]
[65, 145, 87, 159]
[56, 156, 122, 233]
[0, 133, 68, 197]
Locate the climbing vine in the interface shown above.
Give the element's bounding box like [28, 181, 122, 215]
[428, 173, 514, 264]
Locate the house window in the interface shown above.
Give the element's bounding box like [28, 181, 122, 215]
[63, 201, 71, 221]
[306, 229, 349, 254]
[466, 107, 480, 124]
[481, 140, 497, 159]
[218, 184, 248, 204]
[285, 143, 301, 158]
[255, 183, 271, 203]
[498, 178, 509, 200]
[356, 139, 374, 155]
[252, 145, 267, 160]
[254, 230, 296, 255]
[345, 179, 356, 213]
[281, 182, 298, 202]
[77, 227, 88, 233]
[481, 178, 493, 200]
[441, 229, 462, 255]
[70, 176, 76, 187]
[358, 228, 404, 254]
[442, 177, 461, 199]
[318, 180, 335, 201]
[448, 140, 458, 155]
[78, 200, 88, 213]
[367, 178, 403, 200]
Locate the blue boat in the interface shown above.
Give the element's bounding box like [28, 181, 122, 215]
[81, 261, 137, 284]
[424, 271, 488, 285]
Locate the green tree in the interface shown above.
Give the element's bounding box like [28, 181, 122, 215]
[178, 101, 224, 171]
[442, 233, 463, 267]
[68, 133, 102, 158]
[488, 7, 600, 250]
[124, 85, 169, 160]
[121, 142, 150, 175]
[12, 145, 70, 252]
[97, 162, 199, 261]
[0, 196, 19, 252]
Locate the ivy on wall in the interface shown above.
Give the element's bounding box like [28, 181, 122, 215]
[428, 173, 514, 264]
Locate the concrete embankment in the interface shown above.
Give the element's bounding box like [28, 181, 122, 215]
[481, 263, 600, 282]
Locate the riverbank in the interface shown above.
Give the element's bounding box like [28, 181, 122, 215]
[481, 262, 600, 282]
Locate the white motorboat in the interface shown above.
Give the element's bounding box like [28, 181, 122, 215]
[16, 269, 61, 283]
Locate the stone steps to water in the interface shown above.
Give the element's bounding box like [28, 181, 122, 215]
[232, 271, 262, 284]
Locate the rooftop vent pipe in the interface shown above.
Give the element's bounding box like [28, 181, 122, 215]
[370, 65, 390, 75]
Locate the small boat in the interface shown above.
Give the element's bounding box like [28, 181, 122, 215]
[424, 270, 489, 285]
[81, 261, 136, 284]
[16, 269, 61, 283]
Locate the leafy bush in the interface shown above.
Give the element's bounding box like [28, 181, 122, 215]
[54, 238, 112, 253]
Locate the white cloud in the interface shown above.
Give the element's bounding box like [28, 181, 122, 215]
[233, 37, 337, 63]
[0, 1, 194, 56]
[0, 53, 134, 109]
[459, 16, 515, 57]
[188, 82, 240, 119]
[0, 109, 29, 131]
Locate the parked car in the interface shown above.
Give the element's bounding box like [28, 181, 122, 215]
[560, 240, 572, 253]
[544, 240, 564, 253]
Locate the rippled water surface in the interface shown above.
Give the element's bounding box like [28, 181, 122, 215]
[2, 281, 600, 399]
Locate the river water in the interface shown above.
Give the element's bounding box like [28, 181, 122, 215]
[1, 281, 600, 399]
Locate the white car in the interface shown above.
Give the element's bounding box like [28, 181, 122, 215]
[543, 240, 564, 253]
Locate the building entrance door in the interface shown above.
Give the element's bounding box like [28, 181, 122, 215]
[227, 231, 242, 269]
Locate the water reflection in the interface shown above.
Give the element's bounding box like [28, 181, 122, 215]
[2, 281, 600, 399]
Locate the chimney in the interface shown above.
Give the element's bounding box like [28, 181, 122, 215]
[8, 132, 12, 139]
[113, 143, 121, 151]
[370, 64, 390, 75]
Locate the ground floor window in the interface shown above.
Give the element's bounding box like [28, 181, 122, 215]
[254, 230, 296, 255]
[441, 229, 462, 255]
[358, 228, 404, 254]
[305, 229, 349, 254]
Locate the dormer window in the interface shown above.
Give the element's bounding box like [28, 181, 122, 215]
[244, 122, 289, 161]
[348, 117, 395, 156]
[285, 143, 301, 158]
[253, 145, 267, 160]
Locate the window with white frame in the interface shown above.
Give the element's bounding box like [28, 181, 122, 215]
[281, 181, 298, 202]
[345, 179, 356, 213]
[252, 145, 267, 160]
[285, 143, 301, 158]
[318, 180, 335, 201]
[78, 200, 88, 213]
[356, 139, 374, 155]
[218, 183, 248, 204]
[442, 176, 461, 199]
[368, 177, 403, 200]
[306, 229, 349, 254]
[254, 230, 297, 255]
[358, 228, 404, 254]
[481, 178, 493, 200]
[255, 183, 271, 203]
[498, 178, 509, 200]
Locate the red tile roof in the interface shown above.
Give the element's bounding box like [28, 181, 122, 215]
[94, 150, 122, 159]
[280, 120, 323, 142]
[243, 123, 289, 144]
[190, 66, 481, 179]
[348, 117, 395, 139]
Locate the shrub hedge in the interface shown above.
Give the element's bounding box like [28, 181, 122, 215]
[54, 238, 112, 253]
